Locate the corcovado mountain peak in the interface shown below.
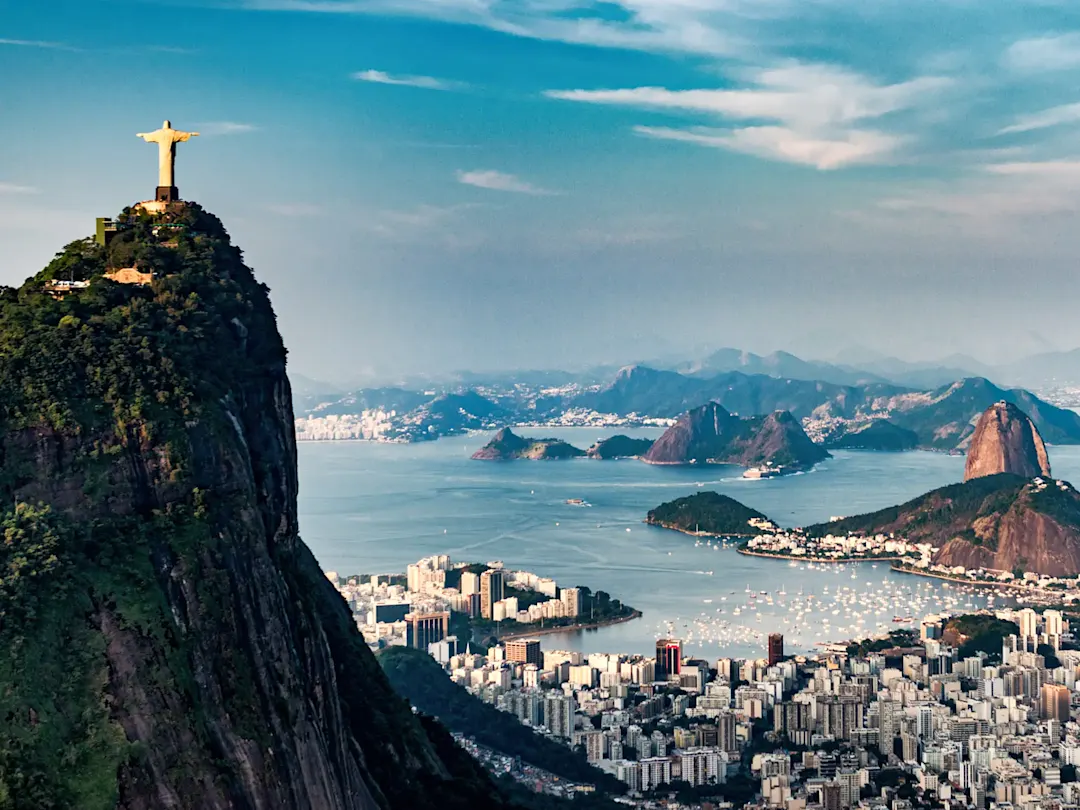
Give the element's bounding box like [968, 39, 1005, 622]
[0, 177, 518, 808]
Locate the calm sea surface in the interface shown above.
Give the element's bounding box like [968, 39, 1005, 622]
[297, 430, 1080, 660]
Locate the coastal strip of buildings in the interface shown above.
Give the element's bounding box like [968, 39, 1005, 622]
[745, 519, 1080, 603]
[327, 555, 590, 657]
[294, 409, 674, 442]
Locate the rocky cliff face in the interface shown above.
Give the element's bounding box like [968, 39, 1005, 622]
[642, 402, 829, 470]
[964, 401, 1051, 482]
[0, 204, 509, 809]
[932, 478, 1080, 576]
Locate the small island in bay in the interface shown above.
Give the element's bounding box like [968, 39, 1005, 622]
[471, 427, 586, 460]
[646, 491, 778, 537]
[825, 419, 918, 452]
[586, 434, 655, 459]
[471, 429, 655, 461]
[642, 402, 830, 474]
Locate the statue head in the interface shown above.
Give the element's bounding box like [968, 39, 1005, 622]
[163, 119, 172, 128]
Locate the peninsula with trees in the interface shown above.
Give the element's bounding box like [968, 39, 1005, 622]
[645, 492, 778, 537]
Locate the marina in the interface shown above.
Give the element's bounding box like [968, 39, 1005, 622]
[648, 566, 1000, 654]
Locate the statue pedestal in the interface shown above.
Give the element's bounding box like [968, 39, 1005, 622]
[156, 186, 180, 202]
[135, 199, 187, 215]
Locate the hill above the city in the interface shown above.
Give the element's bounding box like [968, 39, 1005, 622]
[646, 492, 776, 537]
[964, 401, 1051, 482]
[941, 615, 1021, 660]
[0, 203, 513, 809]
[471, 428, 586, 460]
[810, 474, 1080, 576]
[642, 403, 830, 471]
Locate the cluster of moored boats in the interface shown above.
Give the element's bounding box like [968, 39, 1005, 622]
[655, 564, 997, 656]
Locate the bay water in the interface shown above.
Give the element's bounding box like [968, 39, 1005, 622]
[298, 429, 1080, 659]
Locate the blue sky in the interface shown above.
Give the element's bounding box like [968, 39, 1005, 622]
[5, 0, 1080, 380]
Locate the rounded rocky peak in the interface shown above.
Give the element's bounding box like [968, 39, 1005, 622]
[964, 401, 1051, 482]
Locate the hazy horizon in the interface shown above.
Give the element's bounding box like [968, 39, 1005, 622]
[6, 1, 1080, 380]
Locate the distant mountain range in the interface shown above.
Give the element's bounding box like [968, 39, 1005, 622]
[562, 367, 1080, 450]
[295, 343, 1080, 408]
[666, 348, 997, 389]
[294, 364, 1080, 452]
[296, 342, 1080, 405]
[658, 344, 1080, 389]
[294, 343, 1080, 450]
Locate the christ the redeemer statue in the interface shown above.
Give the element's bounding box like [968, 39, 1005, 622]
[137, 120, 199, 202]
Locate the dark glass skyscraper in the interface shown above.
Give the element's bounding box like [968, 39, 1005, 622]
[655, 638, 682, 680]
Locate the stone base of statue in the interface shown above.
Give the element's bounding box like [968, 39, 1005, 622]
[135, 199, 186, 215]
[156, 185, 180, 202]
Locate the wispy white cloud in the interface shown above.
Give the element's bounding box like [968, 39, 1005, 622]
[635, 125, 901, 170]
[352, 68, 463, 90]
[998, 102, 1080, 135]
[0, 37, 79, 51]
[547, 66, 949, 125]
[985, 160, 1080, 177]
[0, 182, 38, 194]
[143, 45, 197, 55]
[197, 121, 258, 135]
[241, 0, 748, 57]
[548, 63, 949, 169]
[456, 169, 556, 195]
[1004, 33, 1080, 72]
[879, 159, 1080, 221]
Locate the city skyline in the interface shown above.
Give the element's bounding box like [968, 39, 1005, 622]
[6, 1, 1080, 378]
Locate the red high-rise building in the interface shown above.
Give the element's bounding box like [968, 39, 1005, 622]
[768, 633, 785, 666]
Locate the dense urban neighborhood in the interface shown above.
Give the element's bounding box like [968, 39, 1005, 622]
[331, 555, 1080, 810]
